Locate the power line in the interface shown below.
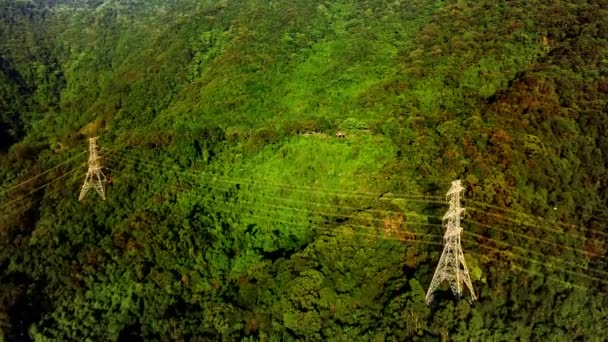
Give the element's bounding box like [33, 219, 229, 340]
[0, 164, 86, 212]
[112, 150, 446, 200]
[111, 151, 606, 248]
[110, 151, 608, 251]
[0, 174, 78, 221]
[464, 199, 608, 238]
[111, 155, 602, 260]
[466, 206, 608, 240]
[222, 201, 608, 295]
[314, 228, 445, 247]
[213, 203, 445, 239]
[108, 155, 447, 212]
[463, 230, 608, 277]
[69, 149, 608, 295]
[107, 151, 606, 272]
[0, 151, 86, 197]
[0, 202, 31, 221]
[234, 189, 446, 216]
[112, 156, 608, 281]
[105, 160, 446, 241]
[242, 188, 604, 260]
[462, 218, 596, 258]
[105, 162, 447, 248]
[234, 213, 606, 296]
[207, 180, 608, 277]
[464, 249, 604, 295]
[461, 239, 608, 287]
[238, 211, 445, 242]
[110, 147, 453, 189]
[224, 191, 608, 278]
[109, 160, 441, 232]
[464, 209, 608, 262]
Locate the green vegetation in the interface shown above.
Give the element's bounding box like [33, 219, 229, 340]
[1, 0, 607, 340]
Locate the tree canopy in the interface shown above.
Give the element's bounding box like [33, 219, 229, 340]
[0, 0, 607, 340]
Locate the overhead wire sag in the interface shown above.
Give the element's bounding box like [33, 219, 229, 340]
[107, 151, 608, 281]
[0, 164, 86, 213]
[0, 151, 86, 197]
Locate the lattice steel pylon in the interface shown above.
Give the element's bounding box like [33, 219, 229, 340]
[426, 179, 476, 304]
[78, 137, 107, 201]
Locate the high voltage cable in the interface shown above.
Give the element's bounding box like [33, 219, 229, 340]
[212, 202, 445, 239]
[211, 170, 446, 200]
[234, 211, 445, 242]
[113, 148, 588, 248]
[112, 150, 445, 200]
[111, 157, 607, 276]
[112, 156, 601, 261]
[218, 176, 444, 202]
[105, 160, 445, 239]
[331, 230, 445, 247]
[107, 152, 604, 263]
[462, 218, 597, 259]
[461, 239, 608, 287]
[463, 208, 606, 255]
[112, 161, 445, 228]
[107, 154, 444, 206]
[0, 165, 84, 215]
[109, 147, 454, 191]
[464, 249, 604, 295]
[461, 212, 604, 257]
[242, 189, 603, 258]
[362, 233, 608, 293]
[1, 145, 603, 298]
[464, 246, 607, 295]
[236, 216, 606, 295]
[0, 175, 79, 221]
[104, 151, 608, 248]
[114, 149, 608, 243]
[0, 202, 31, 221]
[98, 151, 608, 293]
[463, 230, 608, 277]
[111, 151, 605, 246]
[110, 155, 602, 259]
[132, 137, 607, 243]
[0, 164, 86, 212]
[380, 236, 604, 294]
[105, 163, 446, 244]
[228, 194, 608, 282]
[231, 187, 446, 215]
[109, 161, 442, 232]
[464, 198, 608, 238]
[509, 264, 603, 294]
[117, 155, 600, 260]
[112, 151, 444, 201]
[235, 199, 443, 230]
[466, 205, 608, 240]
[0, 151, 86, 197]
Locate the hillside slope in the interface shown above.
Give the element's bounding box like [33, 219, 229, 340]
[0, 0, 607, 340]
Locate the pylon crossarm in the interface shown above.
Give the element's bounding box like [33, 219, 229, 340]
[442, 208, 465, 220]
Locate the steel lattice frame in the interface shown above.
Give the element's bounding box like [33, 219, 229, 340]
[79, 137, 107, 201]
[426, 180, 476, 304]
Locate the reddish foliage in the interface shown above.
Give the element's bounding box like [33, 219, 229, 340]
[244, 317, 261, 335]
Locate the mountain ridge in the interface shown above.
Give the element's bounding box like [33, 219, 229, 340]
[0, 0, 607, 340]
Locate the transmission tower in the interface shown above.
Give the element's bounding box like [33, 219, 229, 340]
[79, 137, 107, 201]
[426, 179, 476, 304]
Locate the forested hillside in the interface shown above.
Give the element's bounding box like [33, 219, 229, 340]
[0, 0, 607, 340]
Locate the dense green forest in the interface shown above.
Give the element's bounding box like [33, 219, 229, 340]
[0, 0, 607, 340]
